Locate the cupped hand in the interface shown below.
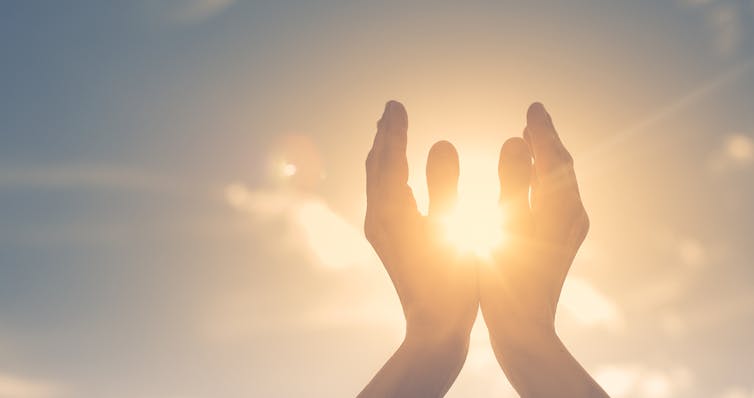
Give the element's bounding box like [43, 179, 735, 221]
[479, 103, 606, 397]
[481, 102, 588, 335]
[365, 101, 478, 343]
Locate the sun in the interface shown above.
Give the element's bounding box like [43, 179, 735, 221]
[439, 151, 506, 258]
[411, 147, 508, 258]
[441, 196, 505, 258]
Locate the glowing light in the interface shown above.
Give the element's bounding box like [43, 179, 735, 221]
[282, 163, 297, 177]
[296, 200, 375, 268]
[442, 200, 504, 258]
[725, 133, 754, 163]
[436, 151, 505, 258]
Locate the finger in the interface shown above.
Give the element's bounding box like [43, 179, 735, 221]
[498, 137, 533, 236]
[379, 100, 409, 182]
[378, 101, 419, 222]
[525, 102, 578, 199]
[365, 104, 391, 245]
[525, 102, 571, 170]
[426, 140, 459, 219]
[366, 109, 387, 209]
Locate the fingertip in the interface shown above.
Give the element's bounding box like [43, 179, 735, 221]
[526, 102, 551, 127]
[384, 100, 408, 129]
[499, 137, 532, 174]
[428, 140, 459, 163]
[500, 137, 530, 158]
[385, 100, 403, 110]
[427, 140, 459, 217]
[498, 137, 532, 198]
[427, 140, 459, 185]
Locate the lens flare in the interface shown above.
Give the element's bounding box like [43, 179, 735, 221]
[441, 150, 505, 258]
[442, 198, 505, 258]
[282, 163, 297, 177]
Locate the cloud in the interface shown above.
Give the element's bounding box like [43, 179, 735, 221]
[225, 182, 376, 270]
[720, 387, 754, 398]
[678, 0, 751, 56]
[0, 373, 64, 398]
[224, 183, 296, 217]
[654, 228, 724, 270]
[594, 364, 692, 398]
[708, 133, 754, 172]
[559, 277, 625, 331]
[594, 365, 640, 397]
[724, 134, 754, 163]
[710, 3, 743, 55]
[204, 183, 394, 342]
[296, 200, 377, 269]
[226, 183, 628, 332]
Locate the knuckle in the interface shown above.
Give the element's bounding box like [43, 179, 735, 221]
[574, 208, 589, 238]
[364, 217, 376, 243]
[580, 210, 590, 235]
[366, 150, 375, 169]
[560, 149, 574, 168]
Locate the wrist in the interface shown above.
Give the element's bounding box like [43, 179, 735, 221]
[403, 316, 473, 366]
[489, 321, 558, 356]
[403, 303, 477, 349]
[405, 320, 472, 351]
[486, 319, 609, 398]
[482, 304, 555, 346]
[401, 325, 471, 375]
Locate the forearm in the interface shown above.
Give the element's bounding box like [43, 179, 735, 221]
[489, 325, 609, 398]
[357, 328, 470, 398]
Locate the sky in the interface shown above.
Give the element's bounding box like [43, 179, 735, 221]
[1, 0, 754, 397]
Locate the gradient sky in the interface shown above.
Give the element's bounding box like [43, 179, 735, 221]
[1, 1, 754, 397]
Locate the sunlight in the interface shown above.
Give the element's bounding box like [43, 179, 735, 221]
[442, 197, 505, 258]
[282, 162, 297, 177]
[440, 151, 505, 258]
[296, 199, 376, 269]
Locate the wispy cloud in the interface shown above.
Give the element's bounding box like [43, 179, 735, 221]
[710, 3, 743, 55]
[0, 373, 65, 398]
[594, 364, 692, 398]
[225, 182, 376, 270]
[678, 0, 752, 56]
[719, 386, 754, 398]
[708, 133, 754, 172]
[559, 277, 625, 331]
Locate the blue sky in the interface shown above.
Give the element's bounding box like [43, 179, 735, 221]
[1, 1, 754, 397]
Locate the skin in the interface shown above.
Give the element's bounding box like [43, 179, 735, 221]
[358, 101, 609, 398]
[479, 103, 609, 397]
[359, 101, 477, 398]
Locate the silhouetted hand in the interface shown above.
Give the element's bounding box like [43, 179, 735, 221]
[358, 101, 608, 398]
[358, 101, 478, 398]
[480, 103, 608, 397]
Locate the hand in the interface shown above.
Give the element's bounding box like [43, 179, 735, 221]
[365, 101, 478, 342]
[479, 103, 608, 397]
[358, 101, 478, 398]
